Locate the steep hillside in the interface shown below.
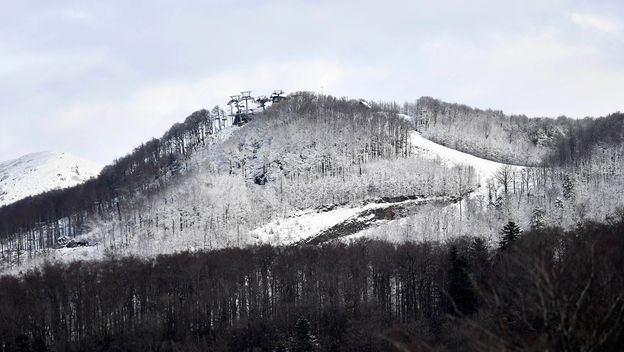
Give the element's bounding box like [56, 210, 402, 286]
[0, 93, 480, 273]
[0, 107, 229, 254]
[0, 152, 101, 207]
[73, 94, 474, 257]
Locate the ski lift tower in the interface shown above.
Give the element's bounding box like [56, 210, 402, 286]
[256, 96, 270, 111]
[228, 91, 256, 126]
[270, 90, 286, 103]
[227, 95, 241, 127]
[240, 91, 255, 114]
[227, 95, 241, 115]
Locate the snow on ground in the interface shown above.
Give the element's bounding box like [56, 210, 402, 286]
[1, 244, 106, 276]
[410, 131, 518, 188]
[251, 197, 448, 245]
[0, 128, 524, 276]
[342, 132, 525, 243]
[252, 206, 372, 245]
[0, 151, 102, 207]
[253, 131, 522, 245]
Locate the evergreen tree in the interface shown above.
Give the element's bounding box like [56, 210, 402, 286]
[499, 221, 521, 251]
[467, 237, 490, 285]
[562, 174, 575, 200]
[531, 208, 546, 230]
[291, 317, 318, 352]
[274, 341, 289, 352]
[447, 245, 477, 315]
[468, 237, 489, 264]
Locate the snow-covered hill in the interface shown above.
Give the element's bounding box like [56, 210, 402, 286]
[0, 151, 102, 207]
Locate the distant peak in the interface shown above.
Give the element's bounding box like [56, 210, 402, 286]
[0, 151, 102, 207]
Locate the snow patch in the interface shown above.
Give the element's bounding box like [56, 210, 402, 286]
[252, 207, 364, 245]
[410, 131, 519, 187]
[251, 197, 449, 245]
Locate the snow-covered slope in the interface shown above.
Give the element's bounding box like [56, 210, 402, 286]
[252, 196, 454, 245]
[0, 151, 102, 207]
[251, 131, 519, 244]
[410, 131, 514, 187]
[340, 131, 524, 244]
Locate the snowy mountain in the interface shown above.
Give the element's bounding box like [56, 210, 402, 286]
[0, 151, 102, 207]
[0, 93, 623, 278]
[0, 92, 620, 352]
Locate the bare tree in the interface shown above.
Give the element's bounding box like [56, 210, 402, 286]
[495, 165, 513, 196]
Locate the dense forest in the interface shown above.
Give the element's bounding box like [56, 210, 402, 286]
[70, 94, 468, 260]
[0, 217, 622, 351]
[547, 112, 624, 166]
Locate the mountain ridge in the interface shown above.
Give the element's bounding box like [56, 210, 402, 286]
[0, 92, 622, 276]
[0, 151, 102, 208]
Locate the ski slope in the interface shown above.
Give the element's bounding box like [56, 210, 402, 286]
[251, 131, 518, 244]
[0, 151, 102, 207]
[410, 131, 516, 188]
[340, 131, 524, 243]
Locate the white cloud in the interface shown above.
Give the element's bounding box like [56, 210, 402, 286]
[568, 12, 621, 34]
[417, 30, 624, 117]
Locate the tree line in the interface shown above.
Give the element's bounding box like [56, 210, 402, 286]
[408, 97, 623, 169]
[547, 112, 624, 166]
[407, 96, 571, 166]
[1, 216, 622, 351]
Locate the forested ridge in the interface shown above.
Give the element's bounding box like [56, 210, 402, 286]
[408, 97, 567, 165]
[410, 96, 624, 167]
[69, 94, 463, 259]
[0, 107, 227, 242]
[0, 93, 428, 268]
[1, 217, 622, 351]
[548, 111, 624, 166]
[1, 93, 624, 271]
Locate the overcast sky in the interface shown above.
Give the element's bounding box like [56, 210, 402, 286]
[1, 0, 622, 165]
